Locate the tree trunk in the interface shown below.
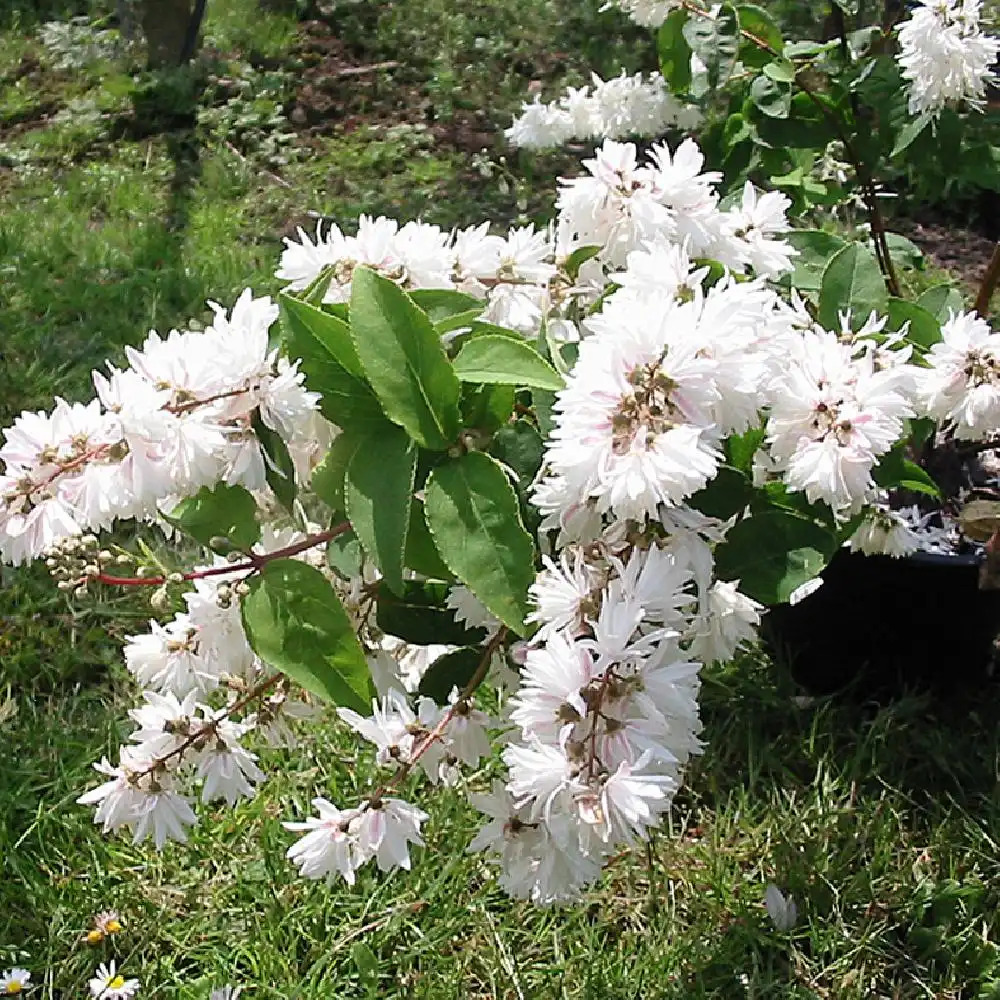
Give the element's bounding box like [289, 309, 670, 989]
[139, 0, 194, 67]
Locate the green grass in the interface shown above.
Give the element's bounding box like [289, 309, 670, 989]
[2, 2, 1000, 997]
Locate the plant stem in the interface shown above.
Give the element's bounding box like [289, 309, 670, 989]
[94, 522, 351, 587]
[974, 241, 1000, 318]
[365, 627, 509, 805]
[137, 672, 283, 777]
[679, 0, 903, 297]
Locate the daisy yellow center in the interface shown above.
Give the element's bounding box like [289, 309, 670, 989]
[5, 982, 23, 994]
[86, 929, 104, 945]
[105, 919, 122, 934]
[109, 976, 126, 989]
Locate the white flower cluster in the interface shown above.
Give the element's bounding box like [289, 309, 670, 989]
[505, 71, 700, 150]
[470, 538, 759, 903]
[897, 0, 1000, 116]
[77, 535, 317, 847]
[0, 291, 324, 566]
[285, 684, 492, 884]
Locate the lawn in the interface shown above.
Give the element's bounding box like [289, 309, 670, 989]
[2, 2, 1000, 997]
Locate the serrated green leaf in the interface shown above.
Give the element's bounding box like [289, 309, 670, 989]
[884, 232, 924, 271]
[408, 288, 484, 326]
[453, 335, 564, 391]
[424, 452, 535, 634]
[251, 410, 297, 511]
[311, 433, 360, 515]
[326, 528, 364, 580]
[714, 509, 838, 605]
[460, 382, 516, 433]
[349, 267, 462, 451]
[241, 558, 371, 711]
[725, 426, 767, 474]
[345, 422, 416, 595]
[562, 245, 602, 281]
[167, 483, 260, 551]
[279, 294, 385, 428]
[417, 646, 484, 704]
[819, 242, 887, 331]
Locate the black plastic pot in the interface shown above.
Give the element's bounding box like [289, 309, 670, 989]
[762, 549, 1000, 696]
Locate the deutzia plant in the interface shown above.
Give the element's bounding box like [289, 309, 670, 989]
[3, 0, 1000, 906]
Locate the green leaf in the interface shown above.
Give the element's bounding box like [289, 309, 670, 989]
[562, 245, 602, 281]
[489, 419, 545, 487]
[917, 284, 964, 324]
[886, 298, 941, 350]
[424, 452, 536, 635]
[460, 382, 516, 433]
[417, 646, 483, 704]
[345, 422, 416, 595]
[279, 294, 385, 429]
[683, 2, 739, 91]
[408, 288, 483, 326]
[725, 426, 766, 474]
[349, 267, 462, 451]
[689, 467, 754, 520]
[750, 74, 791, 118]
[892, 113, 932, 157]
[736, 4, 783, 68]
[818, 242, 888, 331]
[376, 582, 485, 646]
[311, 433, 359, 515]
[453, 335, 564, 391]
[714, 509, 838, 605]
[754, 91, 837, 149]
[786, 230, 847, 293]
[884, 232, 924, 271]
[405, 500, 455, 581]
[763, 58, 795, 84]
[872, 446, 941, 498]
[241, 558, 371, 711]
[251, 410, 297, 512]
[167, 483, 260, 551]
[326, 528, 364, 580]
[657, 8, 693, 92]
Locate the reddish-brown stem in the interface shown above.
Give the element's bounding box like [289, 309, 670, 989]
[93, 522, 350, 588]
[137, 673, 283, 777]
[974, 242, 1000, 318]
[365, 627, 509, 805]
[679, 0, 903, 298]
[166, 386, 255, 415]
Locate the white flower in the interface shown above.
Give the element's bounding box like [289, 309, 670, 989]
[614, 0, 679, 27]
[210, 989, 242, 1000]
[764, 884, 798, 931]
[920, 310, 1000, 440]
[194, 715, 265, 805]
[77, 750, 197, 848]
[89, 961, 140, 999]
[352, 798, 429, 872]
[689, 580, 762, 664]
[0, 969, 30, 995]
[897, 0, 1000, 115]
[285, 798, 363, 884]
[848, 508, 920, 557]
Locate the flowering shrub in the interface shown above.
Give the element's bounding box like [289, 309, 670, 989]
[3, 0, 1000, 907]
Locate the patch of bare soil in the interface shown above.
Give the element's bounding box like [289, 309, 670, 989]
[895, 213, 998, 296]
